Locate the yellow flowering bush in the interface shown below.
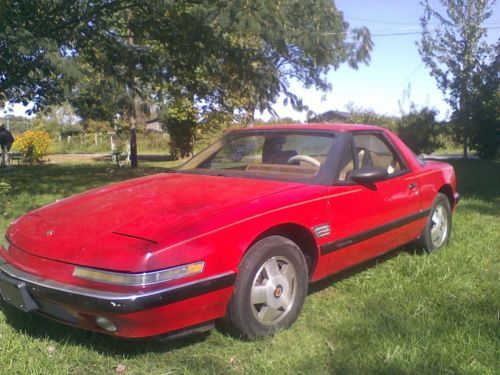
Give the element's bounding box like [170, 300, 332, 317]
[12, 130, 52, 163]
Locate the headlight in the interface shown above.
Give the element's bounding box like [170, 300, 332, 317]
[73, 261, 204, 286]
[1, 237, 11, 252]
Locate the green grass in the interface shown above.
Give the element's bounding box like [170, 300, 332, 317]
[0, 159, 498, 374]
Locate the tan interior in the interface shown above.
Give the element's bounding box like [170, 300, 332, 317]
[245, 163, 318, 179]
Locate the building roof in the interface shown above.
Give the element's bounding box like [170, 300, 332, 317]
[307, 110, 351, 123]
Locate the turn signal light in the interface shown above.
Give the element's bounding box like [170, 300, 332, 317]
[73, 261, 204, 286]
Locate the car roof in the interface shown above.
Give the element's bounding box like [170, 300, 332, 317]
[233, 123, 386, 133]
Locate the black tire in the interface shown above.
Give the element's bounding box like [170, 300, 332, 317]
[224, 235, 308, 339]
[420, 193, 452, 253]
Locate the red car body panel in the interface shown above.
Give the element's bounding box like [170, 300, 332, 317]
[0, 124, 458, 338]
[7, 174, 307, 270]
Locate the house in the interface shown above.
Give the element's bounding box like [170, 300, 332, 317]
[145, 118, 163, 132]
[308, 110, 351, 123]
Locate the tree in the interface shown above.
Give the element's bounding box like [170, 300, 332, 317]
[418, 0, 497, 157]
[31, 103, 80, 137]
[396, 107, 443, 155]
[159, 96, 198, 159]
[68, 68, 131, 127]
[2, 1, 374, 167]
[0, 0, 137, 112]
[344, 103, 397, 129]
[469, 41, 500, 159]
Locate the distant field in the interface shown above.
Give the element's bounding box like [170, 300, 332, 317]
[0, 159, 498, 374]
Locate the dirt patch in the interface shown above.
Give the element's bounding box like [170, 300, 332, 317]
[44, 153, 109, 164]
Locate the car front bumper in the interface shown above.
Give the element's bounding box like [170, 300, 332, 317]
[0, 258, 236, 338]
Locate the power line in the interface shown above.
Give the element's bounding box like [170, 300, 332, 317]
[322, 26, 499, 38]
[391, 62, 424, 97]
[345, 16, 422, 26]
[371, 26, 499, 37]
[345, 15, 500, 27]
[371, 31, 421, 37]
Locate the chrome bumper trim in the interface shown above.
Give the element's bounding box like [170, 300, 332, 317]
[0, 258, 236, 313]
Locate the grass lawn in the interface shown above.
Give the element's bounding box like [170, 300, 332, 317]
[0, 159, 498, 374]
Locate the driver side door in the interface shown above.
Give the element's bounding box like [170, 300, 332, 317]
[323, 131, 423, 273]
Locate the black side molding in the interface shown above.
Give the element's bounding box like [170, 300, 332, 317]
[320, 209, 431, 255]
[28, 272, 237, 313]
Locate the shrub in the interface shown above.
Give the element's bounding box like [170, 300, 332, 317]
[159, 98, 198, 159]
[396, 108, 443, 155]
[12, 130, 52, 163]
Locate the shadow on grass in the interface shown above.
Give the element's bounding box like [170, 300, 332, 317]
[1, 164, 167, 199]
[436, 158, 499, 209]
[0, 299, 210, 357]
[309, 241, 424, 296]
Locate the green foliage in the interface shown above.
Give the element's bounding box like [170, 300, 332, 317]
[418, 0, 497, 157]
[0, 180, 12, 211]
[193, 110, 235, 152]
[0, 180, 12, 194]
[469, 42, 500, 159]
[11, 129, 52, 163]
[159, 98, 198, 159]
[84, 120, 112, 134]
[396, 108, 443, 155]
[2, 0, 374, 166]
[30, 104, 81, 137]
[0, 0, 119, 111]
[345, 104, 397, 130]
[68, 67, 132, 125]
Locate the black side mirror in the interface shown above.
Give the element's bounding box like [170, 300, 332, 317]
[349, 167, 389, 184]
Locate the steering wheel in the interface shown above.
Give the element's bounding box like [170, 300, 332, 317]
[287, 155, 321, 168]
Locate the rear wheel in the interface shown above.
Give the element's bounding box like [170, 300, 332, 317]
[224, 235, 308, 339]
[421, 193, 452, 253]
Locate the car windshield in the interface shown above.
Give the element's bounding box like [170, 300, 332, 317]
[178, 131, 337, 182]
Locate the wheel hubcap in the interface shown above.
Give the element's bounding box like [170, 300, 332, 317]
[430, 204, 448, 247]
[250, 256, 297, 325]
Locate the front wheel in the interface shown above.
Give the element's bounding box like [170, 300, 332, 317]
[420, 193, 452, 253]
[224, 236, 308, 339]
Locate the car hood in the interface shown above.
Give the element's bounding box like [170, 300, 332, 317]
[7, 173, 299, 264]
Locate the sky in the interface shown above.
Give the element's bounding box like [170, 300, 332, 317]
[259, 0, 500, 122]
[2, 0, 499, 121]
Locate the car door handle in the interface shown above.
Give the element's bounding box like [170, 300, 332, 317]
[408, 182, 418, 190]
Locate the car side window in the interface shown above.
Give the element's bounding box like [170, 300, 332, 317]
[353, 134, 405, 176]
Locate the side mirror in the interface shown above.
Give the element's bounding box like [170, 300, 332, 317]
[349, 167, 389, 184]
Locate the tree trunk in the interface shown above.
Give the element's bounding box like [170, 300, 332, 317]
[463, 137, 468, 159]
[129, 98, 138, 167]
[245, 104, 256, 127]
[128, 10, 138, 168]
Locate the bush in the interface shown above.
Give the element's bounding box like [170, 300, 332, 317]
[469, 85, 499, 159]
[12, 130, 52, 163]
[396, 108, 443, 155]
[159, 98, 198, 159]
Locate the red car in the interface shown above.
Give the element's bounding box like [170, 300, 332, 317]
[0, 124, 458, 339]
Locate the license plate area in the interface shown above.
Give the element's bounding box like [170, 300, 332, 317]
[0, 272, 38, 312]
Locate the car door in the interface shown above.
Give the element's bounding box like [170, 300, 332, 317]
[323, 131, 423, 274]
